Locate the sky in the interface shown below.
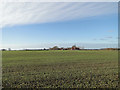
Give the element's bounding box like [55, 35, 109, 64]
[0, 2, 118, 49]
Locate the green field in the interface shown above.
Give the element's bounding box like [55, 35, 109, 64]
[2, 50, 118, 88]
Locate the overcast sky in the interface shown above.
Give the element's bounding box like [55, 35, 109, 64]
[1, 2, 118, 49]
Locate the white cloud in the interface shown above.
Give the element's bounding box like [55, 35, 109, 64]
[0, 2, 117, 28]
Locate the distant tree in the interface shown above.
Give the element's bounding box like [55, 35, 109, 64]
[53, 46, 59, 50]
[50, 46, 59, 50]
[72, 45, 76, 47]
[2, 49, 6, 51]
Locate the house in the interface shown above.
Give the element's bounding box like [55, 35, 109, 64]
[71, 45, 80, 50]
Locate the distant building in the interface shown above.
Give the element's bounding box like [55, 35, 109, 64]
[8, 48, 11, 51]
[71, 45, 80, 50]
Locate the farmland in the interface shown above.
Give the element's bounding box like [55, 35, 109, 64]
[2, 50, 118, 88]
